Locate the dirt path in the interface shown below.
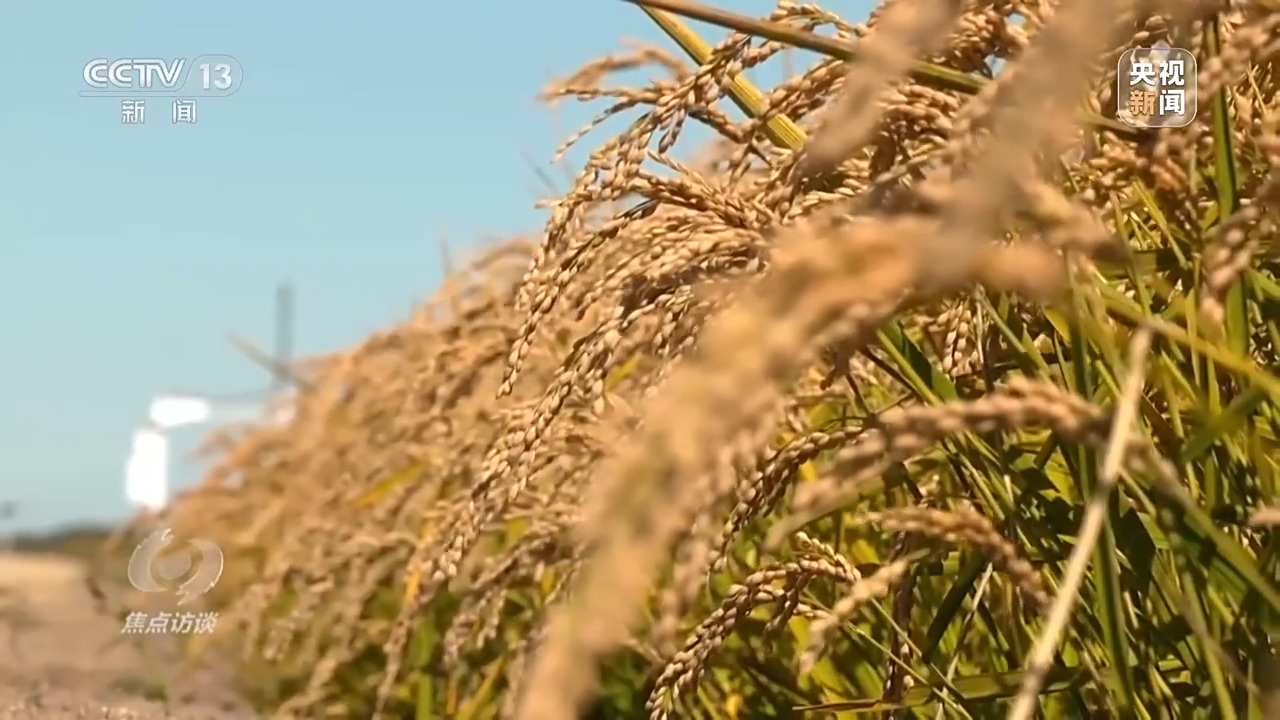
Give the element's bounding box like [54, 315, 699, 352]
[0, 552, 258, 719]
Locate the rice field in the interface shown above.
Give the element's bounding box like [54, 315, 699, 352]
[116, 0, 1280, 717]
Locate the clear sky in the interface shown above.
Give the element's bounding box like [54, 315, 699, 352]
[0, 0, 841, 532]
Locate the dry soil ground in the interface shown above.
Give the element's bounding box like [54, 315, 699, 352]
[0, 552, 257, 719]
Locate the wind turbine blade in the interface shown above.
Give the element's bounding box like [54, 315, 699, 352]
[272, 281, 295, 391]
[197, 389, 268, 403]
[229, 333, 309, 390]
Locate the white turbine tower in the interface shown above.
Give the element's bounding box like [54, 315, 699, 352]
[124, 282, 299, 512]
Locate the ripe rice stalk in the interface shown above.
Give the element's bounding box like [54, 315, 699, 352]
[123, 1, 1280, 718]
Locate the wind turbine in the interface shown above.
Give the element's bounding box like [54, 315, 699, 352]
[124, 282, 299, 512]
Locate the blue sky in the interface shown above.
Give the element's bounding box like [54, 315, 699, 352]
[0, 0, 850, 532]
